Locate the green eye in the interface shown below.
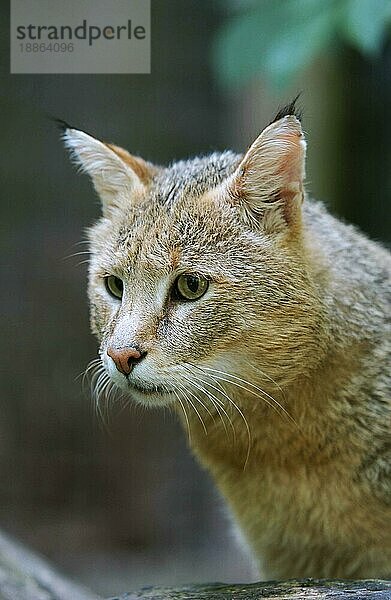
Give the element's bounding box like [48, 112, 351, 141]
[174, 274, 209, 301]
[105, 275, 123, 299]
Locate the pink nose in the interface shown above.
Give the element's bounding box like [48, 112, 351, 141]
[107, 346, 145, 376]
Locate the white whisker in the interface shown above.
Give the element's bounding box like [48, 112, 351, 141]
[176, 380, 215, 421]
[177, 382, 208, 435]
[173, 389, 191, 443]
[202, 366, 298, 430]
[181, 370, 233, 441]
[62, 250, 91, 261]
[185, 363, 251, 470]
[247, 362, 287, 404]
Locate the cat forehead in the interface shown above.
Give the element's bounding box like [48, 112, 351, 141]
[89, 194, 251, 278]
[89, 150, 241, 247]
[94, 200, 241, 264]
[150, 150, 240, 206]
[90, 217, 244, 281]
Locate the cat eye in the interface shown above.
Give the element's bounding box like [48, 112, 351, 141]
[105, 275, 123, 300]
[173, 274, 209, 301]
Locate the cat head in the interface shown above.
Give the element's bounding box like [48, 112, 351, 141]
[62, 105, 324, 409]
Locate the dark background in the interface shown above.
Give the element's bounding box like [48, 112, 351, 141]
[0, 1, 390, 596]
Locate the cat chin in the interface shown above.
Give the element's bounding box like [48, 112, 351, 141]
[124, 386, 177, 409]
[108, 375, 177, 408]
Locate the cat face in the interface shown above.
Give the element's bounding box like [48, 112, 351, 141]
[63, 115, 324, 408]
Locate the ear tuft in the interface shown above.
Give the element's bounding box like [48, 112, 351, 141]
[270, 94, 303, 125]
[52, 117, 73, 132]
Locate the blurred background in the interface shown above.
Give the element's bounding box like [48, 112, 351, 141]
[0, 0, 390, 597]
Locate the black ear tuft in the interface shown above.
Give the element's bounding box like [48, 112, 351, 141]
[271, 94, 303, 124]
[50, 116, 74, 132]
[49, 116, 98, 140]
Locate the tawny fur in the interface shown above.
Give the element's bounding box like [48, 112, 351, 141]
[62, 111, 391, 580]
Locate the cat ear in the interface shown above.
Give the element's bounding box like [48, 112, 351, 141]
[62, 126, 152, 213]
[228, 115, 306, 234]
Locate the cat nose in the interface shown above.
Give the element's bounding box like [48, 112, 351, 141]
[107, 346, 146, 376]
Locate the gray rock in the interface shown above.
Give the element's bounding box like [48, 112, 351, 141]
[110, 579, 391, 600]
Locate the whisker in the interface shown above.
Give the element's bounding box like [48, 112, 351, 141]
[202, 366, 298, 429]
[69, 239, 90, 247]
[184, 365, 241, 429]
[246, 362, 287, 404]
[62, 250, 91, 261]
[173, 389, 191, 443]
[204, 373, 251, 470]
[111, 390, 132, 419]
[181, 370, 233, 441]
[79, 355, 127, 435]
[176, 379, 215, 421]
[185, 364, 251, 470]
[176, 382, 208, 435]
[78, 357, 101, 380]
[93, 372, 108, 423]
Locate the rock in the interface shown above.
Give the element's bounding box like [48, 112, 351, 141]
[110, 579, 391, 599]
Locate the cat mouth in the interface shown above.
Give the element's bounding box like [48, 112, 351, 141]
[127, 379, 172, 397]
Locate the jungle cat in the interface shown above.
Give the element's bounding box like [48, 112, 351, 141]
[61, 102, 391, 579]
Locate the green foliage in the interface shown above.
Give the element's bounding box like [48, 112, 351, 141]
[213, 0, 391, 89]
[340, 0, 391, 55]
